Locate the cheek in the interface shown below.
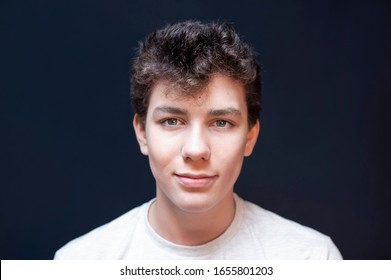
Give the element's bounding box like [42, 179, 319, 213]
[212, 135, 246, 170]
[147, 132, 179, 171]
[148, 149, 173, 185]
[214, 132, 248, 156]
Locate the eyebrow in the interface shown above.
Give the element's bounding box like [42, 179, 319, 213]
[152, 106, 242, 117]
[153, 106, 188, 116]
[208, 107, 242, 117]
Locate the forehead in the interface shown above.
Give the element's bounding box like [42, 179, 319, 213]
[148, 74, 247, 111]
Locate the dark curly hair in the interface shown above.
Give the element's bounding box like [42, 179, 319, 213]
[130, 20, 261, 128]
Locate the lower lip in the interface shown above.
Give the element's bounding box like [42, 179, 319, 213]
[175, 175, 217, 188]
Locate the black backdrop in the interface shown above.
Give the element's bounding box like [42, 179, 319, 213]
[1, 0, 390, 260]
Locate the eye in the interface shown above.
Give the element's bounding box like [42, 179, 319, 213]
[161, 118, 180, 126]
[215, 120, 230, 128]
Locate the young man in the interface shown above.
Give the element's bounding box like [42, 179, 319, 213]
[54, 21, 342, 259]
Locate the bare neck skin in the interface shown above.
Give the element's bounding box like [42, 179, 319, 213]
[148, 189, 236, 246]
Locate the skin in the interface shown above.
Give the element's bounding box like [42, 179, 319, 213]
[133, 74, 260, 245]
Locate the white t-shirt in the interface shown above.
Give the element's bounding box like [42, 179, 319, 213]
[54, 194, 342, 259]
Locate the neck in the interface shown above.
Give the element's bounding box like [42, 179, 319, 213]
[148, 191, 236, 246]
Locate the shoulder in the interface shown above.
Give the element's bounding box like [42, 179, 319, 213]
[238, 196, 342, 259]
[54, 201, 149, 260]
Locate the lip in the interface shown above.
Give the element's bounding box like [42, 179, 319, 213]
[175, 173, 217, 188]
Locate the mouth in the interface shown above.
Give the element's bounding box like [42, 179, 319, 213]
[174, 173, 218, 188]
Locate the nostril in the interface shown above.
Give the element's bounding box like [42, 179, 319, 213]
[182, 141, 210, 161]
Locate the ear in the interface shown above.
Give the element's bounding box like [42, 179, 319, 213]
[133, 114, 149, 156]
[244, 119, 260, 157]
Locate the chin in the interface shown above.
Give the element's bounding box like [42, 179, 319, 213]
[173, 192, 222, 214]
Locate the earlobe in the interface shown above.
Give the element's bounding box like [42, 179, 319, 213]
[244, 120, 260, 157]
[133, 114, 149, 156]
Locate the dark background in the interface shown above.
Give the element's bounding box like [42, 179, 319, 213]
[1, 0, 390, 260]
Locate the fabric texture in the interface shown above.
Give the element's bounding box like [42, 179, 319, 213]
[54, 194, 342, 260]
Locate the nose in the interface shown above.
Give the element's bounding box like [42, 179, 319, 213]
[181, 124, 210, 161]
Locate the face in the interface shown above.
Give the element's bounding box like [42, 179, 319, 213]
[133, 74, 259, 214]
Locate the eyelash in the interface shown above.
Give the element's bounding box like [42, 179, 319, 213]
[160, 118, 183, 126]
[159, 118, 234, 128]
[214, 120, 232, 128]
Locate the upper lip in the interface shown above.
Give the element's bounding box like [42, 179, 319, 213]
[175, 173, 216, 179]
